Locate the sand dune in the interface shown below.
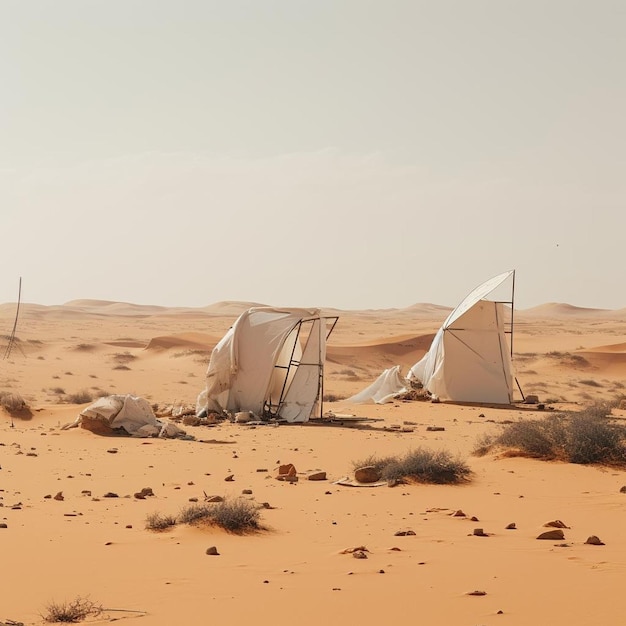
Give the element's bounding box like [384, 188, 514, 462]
[1, 298, 626, 625]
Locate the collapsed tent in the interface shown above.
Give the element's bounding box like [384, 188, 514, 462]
[196, 307, 338, 422]
[346, 365, 408, 404]
[67, 394, 186, 437]
[407, 270, 516, 404]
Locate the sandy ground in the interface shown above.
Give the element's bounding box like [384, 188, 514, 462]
[1, 299, 626, 625]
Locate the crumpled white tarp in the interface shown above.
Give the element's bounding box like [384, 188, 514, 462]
[346, 365, 408, 404]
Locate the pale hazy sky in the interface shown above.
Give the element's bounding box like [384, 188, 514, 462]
[1, 1, 624, 310]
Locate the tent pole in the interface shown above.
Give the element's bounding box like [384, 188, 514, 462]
[510, 270, 516, 358]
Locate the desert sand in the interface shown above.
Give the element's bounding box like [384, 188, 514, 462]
[1, 299, 626, 625]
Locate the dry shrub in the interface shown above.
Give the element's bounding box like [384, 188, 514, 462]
[0, 391, 28, 413]
[145, 512, 177, 531]
[64, 390, 93, 404]
[42, 596, 102, 622]
[177, 498, 261, 533]
[475, 403, 626, 466]
[323, 393, 346, 402]
[353, 449, 471, 484]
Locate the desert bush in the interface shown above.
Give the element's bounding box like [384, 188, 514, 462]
[42, 596, 102, 622]
[113, 365, 131, 371]
[113, 352, 137, 363]
[474, 403, 626, 466]
[208, 498, 261, 533]
[353, 449, 471, 484]
[64, 390, 93, 404]
[323, 393, 346, 402]
[0, 391, 28, 412]
[177, 503, 212, 524]
[145, 512, 177, 531]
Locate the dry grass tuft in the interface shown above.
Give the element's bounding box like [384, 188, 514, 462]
[145, 512, 177, 531]
[42, 596, 102, 622]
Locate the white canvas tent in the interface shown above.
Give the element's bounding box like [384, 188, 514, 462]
[407, 271, 517, 404]
[196, 307, 338, 422]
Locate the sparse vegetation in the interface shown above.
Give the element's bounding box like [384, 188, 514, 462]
[323, 393, 346, 402]
[0, 391, 28, 413]
[113, 365, 131, 371]
[353, 448, 472, 484]
[474, 403, 626, 466]
[150, 498, 263, 534]
[145, 512, 177, 531]
[42, 596, 102, 622]
[579, 379, 603, 388]
[64, 390, 93, 404]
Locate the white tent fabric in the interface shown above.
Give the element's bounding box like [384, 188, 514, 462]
[72, 394, 185, 437]
[196, 307, 336, 422]
[346, 365, 408, 404]
[408, 271, 515, 404]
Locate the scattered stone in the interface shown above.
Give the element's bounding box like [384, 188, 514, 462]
[352, 550, 368, 559]
[478, 413, 485, 418]
[341, 546, 369, 554]
[44, 494, 51, 499]
[308, 471, 327, 481]
[505, 523, 516, 530]
[53, 492, 64, 501]
[524, 395, 539, 404]
[107, 448, 118, 454]
[125, 525, 132, 529]
[426, 426, 445, 431]
[452, 509, 466, 517]
[378, 569, 385, 574]
[182, 415, 201, 426]
[585, 535, 605, 545]
[354, 466, 381, 484]
[544, 520, 569, 529]
[81, 490, 92, 497]
[256, 468, 268, 473]
[390, 547, 401, 551]
[470, 516, 479, 522]
[473, 528, 488, 537]
[497, 610, 504, 614]
[467, 590, 487, 596]
[140, 487, 154, 497]
[276, 464, 297, 480]
[620, 485, 626, 494]
[103, 492, 119, 498]
[394, 530, 416, 536]
[0, 522, 7, 528]
[206, 546, 219, 555]
[536, 529, 565, 540]
[224, 475, 234, 482]
[189, 497, 198, 502]
[242, 489, 253, 495]
[260, 502, 273, 509]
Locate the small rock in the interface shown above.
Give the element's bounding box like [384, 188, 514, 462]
[189, 497, 198, 502]
[620, 485, 626, 494]
[242, 489, 253, 495]
[134, 492, 146, 499]
[544, 519, 569, 529]
[0, 523, 7, 528]
[536, 529, 565, 540]
[224, 475, 234, 482]
[524, 395, 539, 405]
[470, 516, 479, 522]
[354, 466, 381, 484]
[467, 590, 487, 596]
[103, 492, 119, 498]
[585, 535, 605, 545]
[140, 488, 154, 496]
[53, 492, 64, 501]
[394, 529, 415, 536]
[277, 463, 297, 477]
[452, 509, 466, 517]
[378, 569, 385, 574]
[107, 448, 118, 454]
[125, 524, 132, 529]
[505, 523, 516, 530]
[308, 471, 327, 481]
[352, 550, 368, 559]
[206, 546, 219, 555]
[473, 528, 488, 537]
[426, 426, 445, 431]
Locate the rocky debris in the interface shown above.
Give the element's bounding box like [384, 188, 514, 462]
[394, 530, 416, 536]
[473, 528, 488, 537]
[205, 546, 219, 555]
[467, 590, 487, 596]
[53, 492, 64, 501]
[224, 475, 234, 482]
[452, 509, 466, 517]
[544, 520, 569, 529]
[470, 516, 479, 522]
[81, 490, 92, 497]
[505, 523, 516, 530]
[205, 495, 224, 503]
[341, 545, 369, 555]
[256, 468, 268, 473]
[620, 486, 626, 494]
[189, 497, 198, 502]
[536, 529, 565, 540]
[352, 550, 368, 559]
[241, 489, 253, 495]
[103, 492, 119, 498]
[524, 395, 539, 405]
[353, 466, 381, 484]
[260, 502, 274, 509]
[276, 464, 297, 480]
[0, 522, 7, 528]
[107, 448, 118, 454]
[182, 415, 202, 426]
[426, 426, 445, 431]
[585, 535, 605, 545]
[307, 471, 327, 481]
